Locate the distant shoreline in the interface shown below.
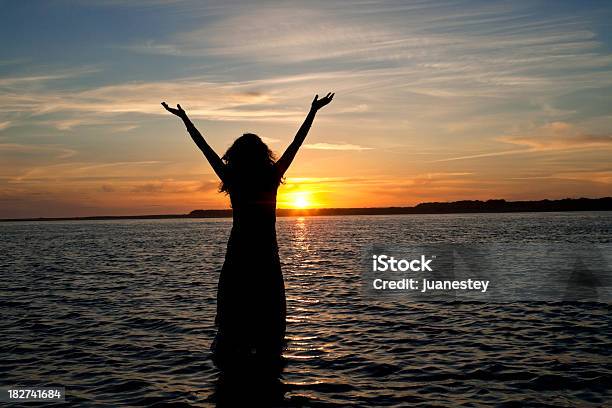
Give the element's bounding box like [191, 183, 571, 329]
[2, 197, 611, 222]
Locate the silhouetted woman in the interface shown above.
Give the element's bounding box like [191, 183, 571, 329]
[162, 93, 334, 368]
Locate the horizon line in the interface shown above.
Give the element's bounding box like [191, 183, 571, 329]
[2, 197, 611, 223]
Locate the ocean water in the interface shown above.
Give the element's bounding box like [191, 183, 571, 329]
[1, 212, 611, 407]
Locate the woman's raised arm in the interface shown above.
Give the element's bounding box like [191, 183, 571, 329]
[276, 92, 334, 178]
[161, 102, 226, 181]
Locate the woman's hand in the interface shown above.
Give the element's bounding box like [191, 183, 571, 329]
[311, 92, 334, 111]
[161, 102, 187, 119]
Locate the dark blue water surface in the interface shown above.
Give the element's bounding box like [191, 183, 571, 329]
[1, 213, 611, 406]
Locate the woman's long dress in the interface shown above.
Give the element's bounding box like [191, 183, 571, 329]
[212, 169, 286, 364]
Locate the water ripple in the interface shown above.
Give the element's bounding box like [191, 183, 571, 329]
[1, 214, 611, 406]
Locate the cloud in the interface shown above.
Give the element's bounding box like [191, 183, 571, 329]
[434, 122, 612, 162]
[0, 66, 99, 87]
[4, 2, 607, 134]
[337, 104, 369, 114]
[111, 124, 139, 132]
[1, 67, 411, 131]
[501, 133, 612, 150]
[0, 143, 77, 159]
[499, 122, 612, 150]
[282, 173, 474, 190]
[129, 179, 219, 194]
[432, 149, 531, 162]
[198, 180, 219, 192]
[0, 75, 311, 125]
[4, 3, 612, 129]
[122, 2, 612, 98]
[9, 160, 163, 183]
[303, 143, 372, 151]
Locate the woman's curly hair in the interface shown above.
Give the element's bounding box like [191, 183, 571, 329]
[220, 133, 281, 194]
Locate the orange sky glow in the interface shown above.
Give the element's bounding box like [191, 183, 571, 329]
[1, 2, 611, 218]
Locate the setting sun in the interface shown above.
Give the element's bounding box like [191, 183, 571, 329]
[291, 192, 311, 209]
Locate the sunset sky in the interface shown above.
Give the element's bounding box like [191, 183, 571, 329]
[1, 0, 611, 218]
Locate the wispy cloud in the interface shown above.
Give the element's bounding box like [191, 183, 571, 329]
[432, 149, 531, 162]
[0, 143, 77, 159]
[0, 66, 99, 86]
[123, 2, 612, 97]
[434, 122, 612, 162]
[0, 74, 310, 125]
[304, 143, 371, 151]
[130, 179, 214, 194]
[9, 160, 163, 183]
[499, 121, 612, 151]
